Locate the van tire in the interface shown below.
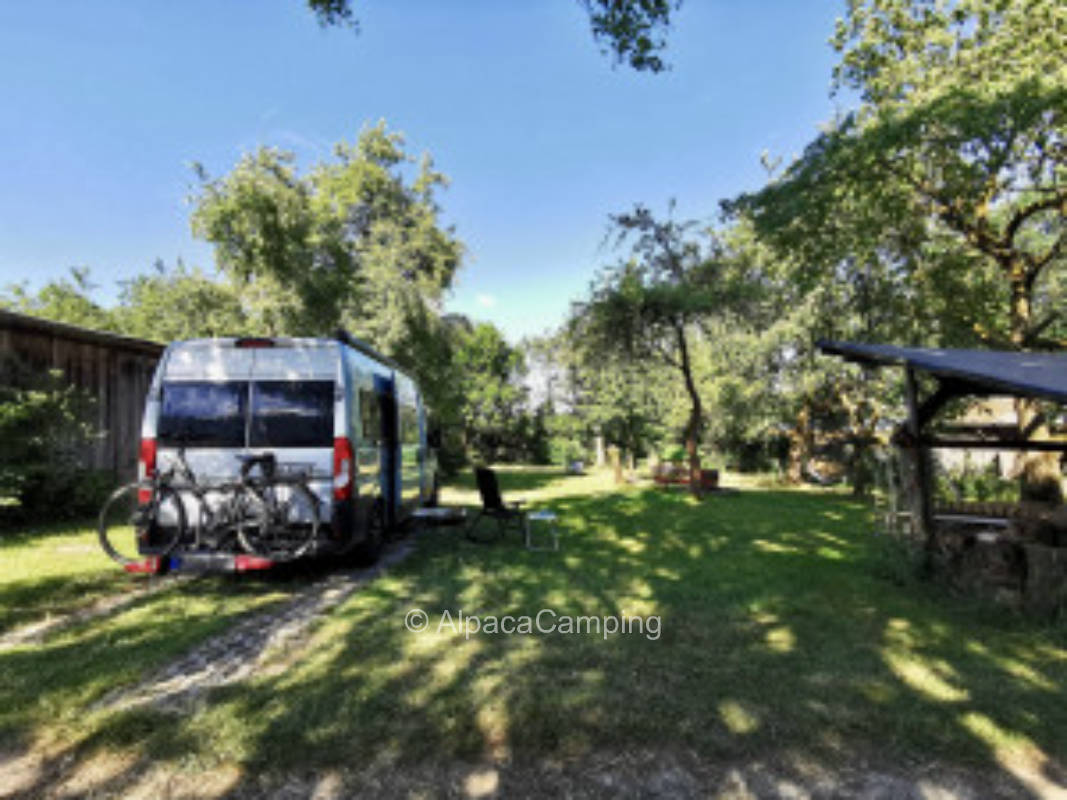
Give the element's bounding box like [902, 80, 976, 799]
[351, 499, 385, 566]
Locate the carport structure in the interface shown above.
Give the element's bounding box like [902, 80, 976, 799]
[817, 341, 1067, 564]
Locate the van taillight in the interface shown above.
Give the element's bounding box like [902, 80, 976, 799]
[138, 438, 157, 505]
[333, 436, 353, 501]
[235, 337, 275, 348]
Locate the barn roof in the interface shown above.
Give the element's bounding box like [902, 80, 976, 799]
[0, 308, 164, 357]
[817, 340, 1067, 405]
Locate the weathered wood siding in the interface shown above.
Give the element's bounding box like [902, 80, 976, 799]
[0, 310, 164, 482]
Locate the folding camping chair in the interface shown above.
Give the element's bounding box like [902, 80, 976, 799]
[466, 466, 527, 543]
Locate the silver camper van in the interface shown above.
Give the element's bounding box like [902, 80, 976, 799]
[137, 332, 437, 568]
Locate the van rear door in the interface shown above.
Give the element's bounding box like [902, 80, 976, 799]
[247, 345, 337, 517]
[156, 343, 254, 485]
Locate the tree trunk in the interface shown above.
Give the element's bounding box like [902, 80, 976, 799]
[676, 324, 703, 497]
[1009, 270, 1062, 502]
[684, 403, 702, 495]
[787, 401, 812, 484]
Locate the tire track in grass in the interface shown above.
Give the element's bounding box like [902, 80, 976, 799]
[93, 539, 416, 713]
[0, 574, 193, 652]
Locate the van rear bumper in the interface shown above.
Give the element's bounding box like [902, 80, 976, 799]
[124, 553, 277, 574]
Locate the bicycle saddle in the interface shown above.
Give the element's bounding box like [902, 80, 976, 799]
[237, 452, 277, 477]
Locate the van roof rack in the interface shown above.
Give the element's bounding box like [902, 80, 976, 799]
[333, 328, 403, 372]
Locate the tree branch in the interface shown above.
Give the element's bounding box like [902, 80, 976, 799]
[1005, 192, 1067, 248]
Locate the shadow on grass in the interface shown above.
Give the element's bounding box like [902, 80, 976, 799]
[0, 572, 132, 635]
[7, 483, 1067, 797]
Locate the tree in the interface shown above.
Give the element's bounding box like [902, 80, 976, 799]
[453, 322, 528, 464]
[578, 204, 733, 495]
[554, 319, 669, 465]
[306, 0, 681, 72]
[113, 261, 249, 342]
[389, 309, 472, 474]
[190, 121, 462, 345]
[731, 0, 1065, 350]
[726, 0, 1066, 492]
[1, 267, 114, 331]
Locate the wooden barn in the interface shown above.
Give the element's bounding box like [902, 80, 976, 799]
[0, 310, 164, 482]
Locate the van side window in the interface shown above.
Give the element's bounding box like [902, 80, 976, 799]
[359, 389, 381, 444]
[400, 405, 419, 445]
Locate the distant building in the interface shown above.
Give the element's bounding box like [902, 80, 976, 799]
[937, 397, 1017, 476]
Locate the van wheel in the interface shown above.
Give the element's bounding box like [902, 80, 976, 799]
[352, 499, 384, 566]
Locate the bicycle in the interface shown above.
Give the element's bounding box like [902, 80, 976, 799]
[161, 447, 260, 556]
[97, 463, 187, 567]
[98, 449, 321, 566]
[233, 452, 321, 561]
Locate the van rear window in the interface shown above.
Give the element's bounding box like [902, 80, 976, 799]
[250, 381, 334, 448]
[158, 382, 247, 447]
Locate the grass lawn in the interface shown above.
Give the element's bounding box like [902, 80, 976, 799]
[2, 466, 1066, 797]
[0, 520, 137, 635]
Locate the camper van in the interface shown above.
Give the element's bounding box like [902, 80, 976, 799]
[136, 332, 437, 569]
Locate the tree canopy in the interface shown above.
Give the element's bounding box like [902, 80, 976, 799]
[190, 122, 462, 347]
[306, 0, 682, 72]
[727, 0, 1066, 350]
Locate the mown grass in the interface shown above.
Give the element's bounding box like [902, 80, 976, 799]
[2, 467, 1066, 796]
[0, 578, 298, 752]
[0, 519, 133, 634]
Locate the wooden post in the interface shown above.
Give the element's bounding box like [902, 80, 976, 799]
[608, 445, 622, 484]
[904, 368, 935, 565]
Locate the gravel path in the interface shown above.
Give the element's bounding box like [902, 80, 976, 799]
[93, 539, 416, 713]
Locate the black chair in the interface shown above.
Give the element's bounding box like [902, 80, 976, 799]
[466, 466, 526, 543]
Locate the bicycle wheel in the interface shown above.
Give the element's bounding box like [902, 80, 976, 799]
[98, 483, 185, 566]
[236, 482, 320, 561]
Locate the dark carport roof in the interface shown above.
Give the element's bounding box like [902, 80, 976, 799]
[817, 340, 1067, 405]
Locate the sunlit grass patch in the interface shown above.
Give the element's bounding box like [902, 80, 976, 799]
[0, 520, 132, 634]
[3, 468, 1067, 790]
[0, 575, 300, 754]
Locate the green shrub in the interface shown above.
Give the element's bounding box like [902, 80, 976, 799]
[549, 436, 585, 467]
[661, 445, 686, 463]
[935, 458, 1017, 504]
[0, 357, 102, 524]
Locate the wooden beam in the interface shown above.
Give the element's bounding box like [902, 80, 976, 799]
[914, 378, 975, 429]
[919, 437, 1067, 453]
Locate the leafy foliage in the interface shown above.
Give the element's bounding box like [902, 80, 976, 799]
[453, 322, 530, 464]
[190, 122, 462, 344]
[730, 0, 1066, 350]
[579, 0, 681, 72]
[305, 0, 681, 73]
[2, 268, 114, 331]
[718, 0, 1067, 492]
[0, 356, 106, 523]
[306, 0, 357, 29]
[114, 260, 250, 341]
[575, 204, 746, 492]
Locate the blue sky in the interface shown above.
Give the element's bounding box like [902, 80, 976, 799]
[0, 1, 848, 342]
